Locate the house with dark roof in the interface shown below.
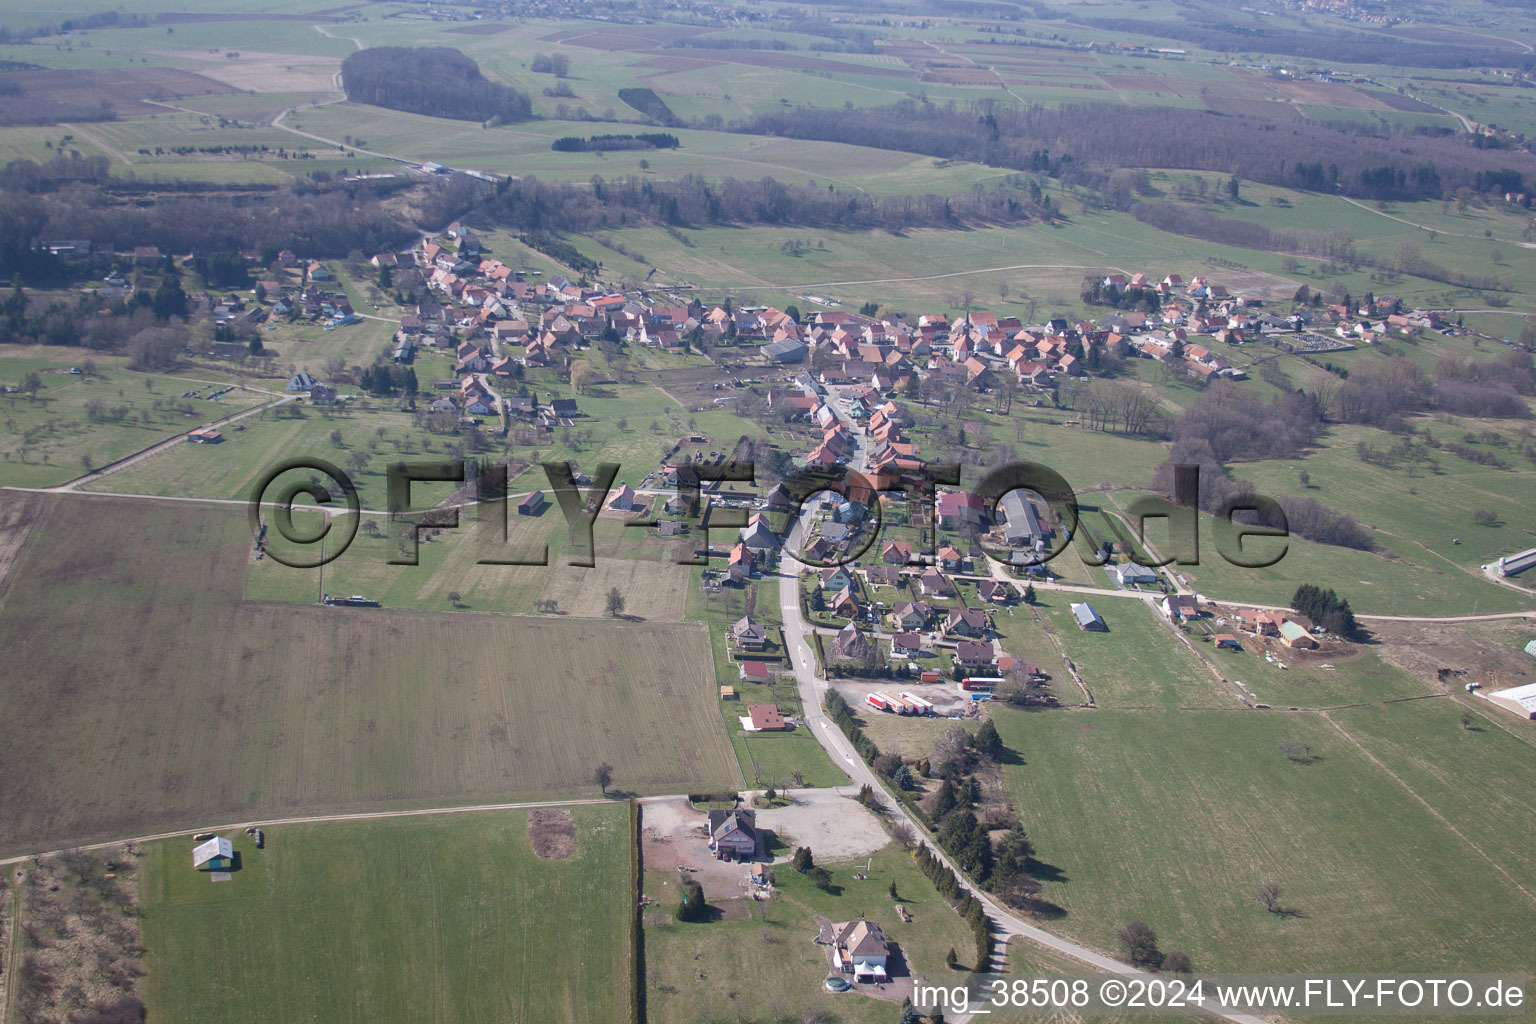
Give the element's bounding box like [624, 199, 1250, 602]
[732, 615, 768, 650]
[944, 607, 989, 638]
[833, 622, 872, 661]
[707, 808, 758, 861]
[954, 639, 996, 668]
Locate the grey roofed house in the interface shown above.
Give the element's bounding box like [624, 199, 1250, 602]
[550, 398, 579, 417]
[761, 338, 809, 363]
[998, 489, 1045, 546]
[820, 523, 849, 544]
[287, 372, 318, 392]
[732, 615, 767, 647]
[1071, 602, 1107, 631]
[739, 519, 778, 552]
[1113, 562, 1158, 586]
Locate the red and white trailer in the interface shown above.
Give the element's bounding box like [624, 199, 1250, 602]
[898, 692, 935, 715]
[960, 676, 1005, 693]
[866, 692, 902, 713]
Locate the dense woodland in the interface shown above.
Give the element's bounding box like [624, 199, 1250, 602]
[0, 171, 414, 268]
[727, 100, 1535, 201]
[341, 47, 532, 124]
[463, 172, 1056, 234]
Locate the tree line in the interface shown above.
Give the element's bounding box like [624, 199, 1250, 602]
[1133, 203, 1512, 292]
[549, 133, 680, 153]
[723, 99, 1535, 201]
[0, 174, 415, 262]
[467, 171, 1054, 236]
[341, 47, 532, 124]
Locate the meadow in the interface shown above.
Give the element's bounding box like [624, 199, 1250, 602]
[140, 805, 635, 1024]
[989, 701, 1536, 990]
[0, 347, 274, 488]
[644, 841, 973, 1024]
[0, 492, 740, 857]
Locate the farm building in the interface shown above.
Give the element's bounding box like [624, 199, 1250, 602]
[998, 490, 1045, 547]
[1071, 603, 1107, 632]
[1526, 639, 1536, 659]
[518, 490, 546, 516]
[743, 704, 786, 731]
[707, 808, 758, 861]
[739, 661, 770, 682]
[1483, 681, 1536, 720]
[1486, 548, 1536, 578]
[186, 428, 224, 444]
[829, 920, 891, 982]
[1279, 620, 1318, 649]
[1214, 634, 1243, 650]
[761, 338, 808, 363]
[192, 836, 233, 871]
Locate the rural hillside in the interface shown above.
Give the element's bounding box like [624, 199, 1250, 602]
[0, 0, 1534, 1022]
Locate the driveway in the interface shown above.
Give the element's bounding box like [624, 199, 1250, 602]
[756, 789, 887, 863]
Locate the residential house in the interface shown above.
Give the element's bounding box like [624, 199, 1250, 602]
[954, 639, 996, 668]
[936, 490, 986, 529]
[707, 808, 758, 861]
[891, 632, 924, 658]
[937, 545, 965, 572]
[1113, 563, 1159, 587]
[728, 542, 753, 583]
[918, 568, 953, 598]
[607, 484, 639, 511]
[746, 704, 786, 731]
[828, 586, 862, 620]
[829, 920, 891, 982]
[944, 607, 989, 638]
[1161, 593, 1199, 620]
[818, 565, 854, 592]
[881, 540, 913, 565]
[732, 615, 768, 651]
[977, 580, 1012, 605]
[833, 622, 872, 661]
[890, 601, 932, 632]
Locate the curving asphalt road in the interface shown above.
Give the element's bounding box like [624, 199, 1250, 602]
[774, 386, 1271, 1024]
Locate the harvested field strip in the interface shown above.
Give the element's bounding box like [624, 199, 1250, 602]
[0, 495, 739, 857]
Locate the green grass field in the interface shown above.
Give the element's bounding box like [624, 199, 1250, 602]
[644, 841, 973, 1024]
[141, 805, 634, 1023]
[990, 703, 1536, 985]
[0, 348, 274, 488]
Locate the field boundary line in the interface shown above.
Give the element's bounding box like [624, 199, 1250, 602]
[0, 797, 618, 868]
[1321, 710, 1536, 910]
